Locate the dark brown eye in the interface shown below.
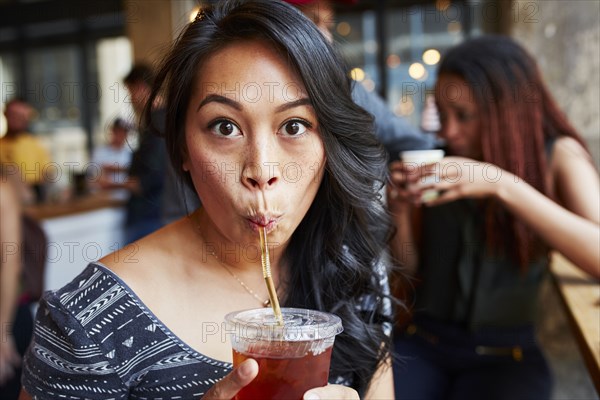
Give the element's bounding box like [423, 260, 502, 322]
[286, 121, 301, 135]
[280, 120, 308, 137]
[209, 120, 241, 137]
[219, 122, 236, 136]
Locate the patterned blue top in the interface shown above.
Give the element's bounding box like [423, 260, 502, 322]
[22, 263, 233, 399]
[22, 262, 391, 399]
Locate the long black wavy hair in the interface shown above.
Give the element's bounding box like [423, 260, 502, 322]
[145, 0, 393, 394]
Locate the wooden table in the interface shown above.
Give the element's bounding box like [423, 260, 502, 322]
[551, 252, 600, 393]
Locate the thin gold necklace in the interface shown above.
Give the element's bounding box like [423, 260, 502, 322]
[191, 211, 271, 308]
[206, 246, 271, 308]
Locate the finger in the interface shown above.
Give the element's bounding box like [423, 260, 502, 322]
[390, 170, 421, 186]
[423, 188, 461, 206]
[202, 359, 258, 399]
[399, 162, 442, 183]
[389, 170, 407, 183]
[388, 186, 414, 203]
[388, 160, 404, 171]
[304, 384, 359, 400]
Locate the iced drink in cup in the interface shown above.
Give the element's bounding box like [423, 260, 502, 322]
[399, 149, 445, 202]
[225, 307, 343, 400]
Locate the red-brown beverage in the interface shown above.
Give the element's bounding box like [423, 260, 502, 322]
[233, 345, 333, 400]
[225, 308, 343, 400]
[233, 347, 333, 400]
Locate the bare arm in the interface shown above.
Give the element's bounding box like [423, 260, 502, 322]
[499, 138, 599, 276]
[426, 138, 600, 278]
[18, 389, 32, 400]
[364, 355, 395, 399]
[387, 161, 422, 275]
[0, 179, 23, 385]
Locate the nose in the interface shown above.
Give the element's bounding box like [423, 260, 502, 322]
[439, 115, 460, 143]
[242, 135, 281, 191]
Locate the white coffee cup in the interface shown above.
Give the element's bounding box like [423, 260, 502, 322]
[399, 149, 445, 202]
[399, 149, 445, 164]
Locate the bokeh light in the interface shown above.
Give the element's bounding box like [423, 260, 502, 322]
[336, 22, 351, 36]
[386, 54, 401, 69]
[408, 62, 427, 80]
[350, 67, 366, 82]
[423, 49, 441, 65]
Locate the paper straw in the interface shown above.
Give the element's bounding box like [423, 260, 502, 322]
[259, 227, 283, 325]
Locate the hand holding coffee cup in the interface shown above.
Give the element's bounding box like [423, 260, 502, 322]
[397, 150, 445, 203]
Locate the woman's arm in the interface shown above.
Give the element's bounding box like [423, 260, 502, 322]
[387, 161, 422, 275]
[0, 179, 23, 385]
[363, 355, 395, 399]
[502, 137, 599, 276]
[426, 139, 600, 277]
[18, 389, 32, 400]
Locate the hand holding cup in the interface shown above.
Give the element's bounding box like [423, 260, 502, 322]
[388, 149, 445, 207]
[201, 359, 259, 400]
[225, 307, 343, 400]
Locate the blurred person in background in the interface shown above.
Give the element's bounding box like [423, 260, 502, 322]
[0, 166, 47, 400]
[1, 98, 52, 203]
[120, 64, 168, 243]
[388, 35, 599, 399]
[284, 0, 437, 160]
[123, 65, 200, 241]
[90, 117, 133, 200]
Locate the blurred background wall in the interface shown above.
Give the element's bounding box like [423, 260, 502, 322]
[511, 0, 600, 168]
[2, 0, 598, 166]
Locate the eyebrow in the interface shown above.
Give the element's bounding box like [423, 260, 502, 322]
[196, 94, 312, 113]
[197, 94, 242, 112]
[275, 98, 312, 113]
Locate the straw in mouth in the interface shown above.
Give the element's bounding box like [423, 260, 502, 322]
[259, 227, 284, 325]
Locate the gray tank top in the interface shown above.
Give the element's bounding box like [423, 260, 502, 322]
[415, 138, 558, 330]
[416, 199, 548, 330]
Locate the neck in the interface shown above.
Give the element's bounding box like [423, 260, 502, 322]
[191, 208, 285, 274]
[189, 208, 285, 307]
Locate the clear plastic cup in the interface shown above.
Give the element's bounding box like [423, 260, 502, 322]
[225, 307, 343, 400]
[399, 149, 445, 201]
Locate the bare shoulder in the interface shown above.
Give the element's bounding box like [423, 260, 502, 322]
[99, 221, 188, 285]
[550, 136, 600, 221]
[549, 136, 597, 179]
[551, 136, 593, 165]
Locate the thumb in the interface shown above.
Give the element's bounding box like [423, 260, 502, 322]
[201, 358, 258, 399]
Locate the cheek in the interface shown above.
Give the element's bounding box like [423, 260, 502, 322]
[292, 145, 325, 187]
[184, 142, 220, 191]
[287, 156, 325, 186]
[466, 122, 482, 145]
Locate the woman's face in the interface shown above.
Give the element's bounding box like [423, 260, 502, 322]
[184, 40, 326, 250]
[434, 73, 482, 159]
